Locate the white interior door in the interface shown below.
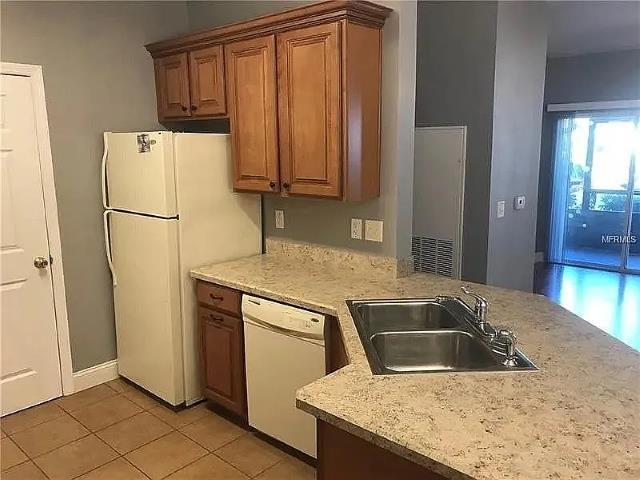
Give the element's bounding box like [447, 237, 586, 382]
[1, 73, 62, 415]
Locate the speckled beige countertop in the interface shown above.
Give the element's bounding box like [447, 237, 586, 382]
[191, 253, 639, 480]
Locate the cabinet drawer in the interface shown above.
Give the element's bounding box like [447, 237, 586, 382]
[197, 282, 241, 316]
[199, 308, 241, 330]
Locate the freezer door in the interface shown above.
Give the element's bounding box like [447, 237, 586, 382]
[109, 211, 183, 405]
[105, 132, 177, 216]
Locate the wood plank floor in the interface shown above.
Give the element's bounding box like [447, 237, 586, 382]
[534, 262, 640, 351]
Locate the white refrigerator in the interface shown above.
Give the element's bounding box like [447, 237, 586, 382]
[102, 132, 261, 406]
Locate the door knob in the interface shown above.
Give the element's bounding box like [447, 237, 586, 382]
[34, 256, 49, 269]
[282, 182, 290, 190]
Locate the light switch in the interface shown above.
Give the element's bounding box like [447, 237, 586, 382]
[275, 209, 285, 229]
[514, 195, 526, 210]
[364, 220, 383, 242]
[351, 218, 363, 240]
[497, 201, 505, 218]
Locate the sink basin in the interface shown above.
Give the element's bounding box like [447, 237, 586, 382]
[355, 300, 461, 336]
[371, 330, 500, 373]
[348, 299, 537, 375]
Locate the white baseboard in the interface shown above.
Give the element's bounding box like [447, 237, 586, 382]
[535, 251, 545, 263]
[72, 360, 118, 394]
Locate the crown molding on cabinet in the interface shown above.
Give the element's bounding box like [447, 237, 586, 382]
[145, 1, 392, 57]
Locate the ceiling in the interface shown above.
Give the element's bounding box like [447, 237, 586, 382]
[547, 1, 640, 57]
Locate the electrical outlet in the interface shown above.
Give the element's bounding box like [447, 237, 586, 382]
[497, 201, 505, 218]
[364, 220, 383, 242]
[275, 209, 285, 229]
[514, 195, 526, 210]
[351, 218, 363, 240]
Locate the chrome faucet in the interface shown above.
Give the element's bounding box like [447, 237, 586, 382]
[496, 329, 518, 367]
[438, 287, 523, 368]
[460, 286, 490, 334]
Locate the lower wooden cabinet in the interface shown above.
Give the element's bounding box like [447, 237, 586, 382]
[317, 420, 446, 480]
[196, 280, 346, 422]
[198, 306, 246, 417]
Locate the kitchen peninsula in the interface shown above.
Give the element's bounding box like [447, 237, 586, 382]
[191, 240, 640, 480]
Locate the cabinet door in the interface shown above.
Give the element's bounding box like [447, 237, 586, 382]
[154, 53, 191, 120]
[189, 45, 226, 117]
[199, 308, 246, 417]
[277, 23, 342, 198]
[225, 36, 279, 193]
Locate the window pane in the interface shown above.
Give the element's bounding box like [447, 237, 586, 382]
[590, 120, 635, 191]
[569, 117, 590, 173]
[589, 192, 628, 212]
[634, 123, 640, 192]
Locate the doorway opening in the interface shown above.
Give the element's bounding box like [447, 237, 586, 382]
[549, 109, 640, 273]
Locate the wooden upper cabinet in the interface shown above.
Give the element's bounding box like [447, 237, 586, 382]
[154, 53, 190, 120]
[277, 23, 342, 198]
[146, 1, 391, 200]
[225, 35, 279, 193]
[188, 45, 226, 117]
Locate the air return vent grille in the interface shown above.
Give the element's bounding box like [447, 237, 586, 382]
[412, 236, 455, 278]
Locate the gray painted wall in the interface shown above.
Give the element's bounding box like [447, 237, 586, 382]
[536, 49, 640, 255]
[186, 0, 417, 259]
[486, 1, 548, 291]
[1, 1, 189, 371]
[415, 1, 498, 283]
[187, 0, 309, 29]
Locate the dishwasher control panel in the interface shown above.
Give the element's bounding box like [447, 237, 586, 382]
[242, 294, 325, 340]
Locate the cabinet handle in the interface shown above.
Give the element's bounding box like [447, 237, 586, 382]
[208, 313, 224, 323]
[191, 105, 198, 111]
[209, 293, 224, 302]
[269, 181, 276, 189]
[181, 106, 188, 112]
[282, 182, 290, 190]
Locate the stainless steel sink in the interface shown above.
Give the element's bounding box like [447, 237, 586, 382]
[348, 297, 537, 375]
[355, 300, 461, 335]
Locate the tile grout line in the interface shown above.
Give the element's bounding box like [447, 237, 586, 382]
[169, 429, 253, 479]
[209, 441, 275, 479]
[29, 432, 94, 462]
[66, 396, 142, 433]
[55, 386, 119, 415]
[254, 457, 289, 479]
[121, 455, 152, 480]
[1, 408, 66, 436]
[6, 384, 306, 480]
[2, 435, 32, 475]
[65, 435, 119, 480]
[17, 383, 155, 479]
[3, 383, 170, 479]
[157, 446, 209, 480]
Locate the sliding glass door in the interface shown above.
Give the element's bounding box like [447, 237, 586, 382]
[627, 164, 640, 271]
[549, 110, 640, 273]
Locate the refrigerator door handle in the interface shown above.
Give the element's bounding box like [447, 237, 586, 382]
[101, 132, 110, 209]
[103, 210, 117, 286]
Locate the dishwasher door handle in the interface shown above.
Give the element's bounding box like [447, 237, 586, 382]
[243, 314, 323, 342]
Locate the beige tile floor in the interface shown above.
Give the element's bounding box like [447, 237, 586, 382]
[1, 379, 316, 480]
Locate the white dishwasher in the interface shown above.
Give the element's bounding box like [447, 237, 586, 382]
[242, 294, 325, 458]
